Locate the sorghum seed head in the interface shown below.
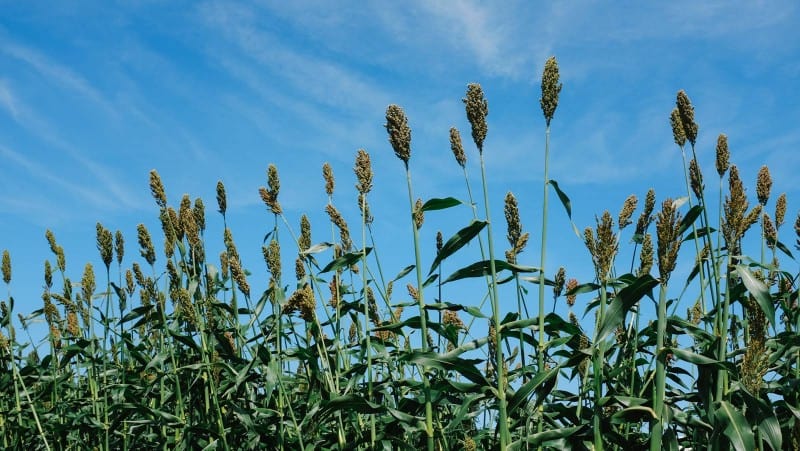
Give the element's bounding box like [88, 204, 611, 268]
[136, 224, 157, 266]
[193, 198, 206, 232]
[795, 212, 800, 251]
[283, 285, 316, 322]
[81, 263, 96, 304]
[756, 165, 772, 206]
[670, 108, 686, 147]
[594, 211, 618, 281]
[149, 169, 167, 209]
[322, 162, 335, 196]
[299, 215, 312, 252]
[656, 199, 683, 283]
[407, 283, 419, 301]
[96, 223, 114, 270]
[566, 278, 578, 307]
[385, 104, 411, 164]
[504, 192, 522, 249]
[689, 158, 703, 199]
[325, 204, 352, 252]
[443, 309, 465, 329]
[763, 213, 777, 249]
[114, 230, 124, 265]
[773, 193, 786, 230]
[125, 269, 135, 296]
[635, 188, 656, 237]
[554, 267, 566, 298]
[55, 245, 65, 272]
[540, 56, 562, 126]
[45, 229, 58, 253]
[618, 195, 638, 230]
[354, 149, 373, 195]
[166, 259, 179, 290]
[44, 260, 53, 288]
[414, 198, 424, 229]
[328, 278, 340, 308]
[715, 134, 730, 177]
[263, 240, 281, 282]
[295, 257, 305, 281]
[228, 256, 250, 297]
[219, 251, 229, 280]
[1, 250, 10, 284]
[639, 233, 654, 276]
[216, 180, 227, 215]
[676, 90, 698, 146]
[463, 83, 489, 152]
[259, 164, 282, 214]
[449, 127, 467, 168]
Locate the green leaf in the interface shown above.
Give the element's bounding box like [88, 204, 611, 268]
[735, 264, 775, 328]
[508, 425, 587, 449]
[507, 365, 559, 416]
[321, 247, 372, 273]
[442, 259, 538, 284]
[403, 351, 488, 385]
[677, 205, 704, 236]
[596, 274, 659, 342]
[428, 220, 487, 275]
[714, 400, 754, 451]
[393, 264, 415, 281]
[610, 405, 657, 424]
[421, 197, 464, 211]
[739, 386, 782, 451]
[548, 180, 581, 238]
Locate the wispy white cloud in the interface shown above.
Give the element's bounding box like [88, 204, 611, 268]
[0, 83, 144, 212]
[0, 79, 20, 119]
[0, 41, 116, 116]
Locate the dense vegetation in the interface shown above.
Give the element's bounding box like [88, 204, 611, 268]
[1, 57, 799, 450]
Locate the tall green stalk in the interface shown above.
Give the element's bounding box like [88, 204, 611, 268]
[650, 282, 669, 451]
[385, 104, 435, 450]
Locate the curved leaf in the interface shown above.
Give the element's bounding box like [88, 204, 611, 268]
[442, 259, 538, 284]
[421, 197, 464, 211]
[735, 264, 775, 328]
[549, 180, 581, 238]
[321, 247, 372, 273]
[596, 274, 659, 342]
[428, 220, 487, 275]
[714, 400, 754, 451]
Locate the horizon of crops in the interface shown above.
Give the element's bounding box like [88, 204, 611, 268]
[1, 56, 799, 450]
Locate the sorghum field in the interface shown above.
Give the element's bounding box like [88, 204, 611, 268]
[1, 57, 799, 450]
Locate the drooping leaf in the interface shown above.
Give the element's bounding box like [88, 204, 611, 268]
[548, 180, 581, 238]
[321, 247, 372, 273]
[735, 264, 775, 328]
[428, 220, 487, 275]
[714, 400, 754, 451]
[507, 365, 559, 416]
[596, 274, 659, 342]
[677, 205, 704, 236]
[442, 259, 538, 284]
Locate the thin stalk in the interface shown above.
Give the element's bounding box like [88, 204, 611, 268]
[404, 165, 435, 451]
[593, 285, 608, 451]
[360, 194, 376, 447]
[478, 151, 509, 449]
[650, 282, 669, 451]
[536, 124, 552, 443]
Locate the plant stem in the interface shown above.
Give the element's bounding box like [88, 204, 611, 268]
[650, 282, 668, 451]
[405, 165, 435, 451]
[478, 151, 509, 449]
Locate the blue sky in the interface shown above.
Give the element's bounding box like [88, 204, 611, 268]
[1, 1, 799, 343]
